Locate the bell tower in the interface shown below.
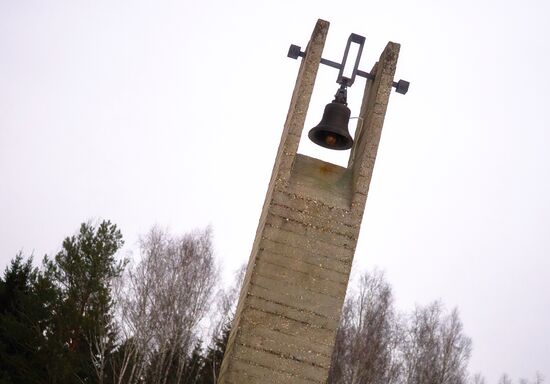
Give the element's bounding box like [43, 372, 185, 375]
[217, 19, 406, 384]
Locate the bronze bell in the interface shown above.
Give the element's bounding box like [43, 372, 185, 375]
[308, 101, 353, 150]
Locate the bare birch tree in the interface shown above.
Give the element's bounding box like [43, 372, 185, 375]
[504, 373, 545, 384]
[471, 373, 487, 384]
[87, 308, 109, 384]
[194, 264, 246, 384]
[499, 374, 514, 384]
[402, 302, 472, 384]
[328, 270, 402, 384]
[113, 226, 218, 384]
[209, 264, 246, 340]
[328, 271, 473, 384]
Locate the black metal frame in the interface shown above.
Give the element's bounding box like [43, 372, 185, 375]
[287, 33, 409, 95]
[337, 33, 365, 87]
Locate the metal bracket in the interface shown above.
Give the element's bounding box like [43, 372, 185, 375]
[337, 33, 365, 87]
[287, 37, 409, 95]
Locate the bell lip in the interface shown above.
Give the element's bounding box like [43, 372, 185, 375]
[307, 100, 353, 150]
[307, 128, 354, 150]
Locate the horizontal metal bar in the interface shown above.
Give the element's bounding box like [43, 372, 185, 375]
[356, 69, 374, 81]
[287, 44, 409, 94]
[320, 57, 342, 70]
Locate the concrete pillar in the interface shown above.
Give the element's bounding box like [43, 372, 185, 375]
[217, 19, 401, 384]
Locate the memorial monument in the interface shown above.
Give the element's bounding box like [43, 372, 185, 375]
[217, 19, 407, 384]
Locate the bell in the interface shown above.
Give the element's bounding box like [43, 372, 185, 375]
[308, 102, 353, 150]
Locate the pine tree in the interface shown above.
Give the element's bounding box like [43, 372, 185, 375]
[0, 254, 56, 384]
[181, 342, 205, 384]
[42, 220, 125, 383]
[196, 321, 231, 384]
[0, 222, 125, 383]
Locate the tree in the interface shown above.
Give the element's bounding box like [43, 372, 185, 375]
[402, 302, 472, 384]
[499, 374, 513, 384]
[115, 226, 218, 384]
[43, 220, 125, 383]
[0, 254, 55, 384]
[195, 321, 231, 384]
[500, 373, 545, 384]
[471, 373, 486, 384]
[180, 341, 205, 384]
[327, 271, 473, 384]
[0, 220, 124, 384]
[190, 264, 245, 384]
[327, 270, 402, 384]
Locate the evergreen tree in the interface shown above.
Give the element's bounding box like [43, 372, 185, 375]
[181, 342, 205, 384]
[195, 321, 231, 384]
[0, 254, 56, 384]
[42, 220, 125, 383]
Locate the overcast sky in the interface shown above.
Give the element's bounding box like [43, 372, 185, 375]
[1, 0, 549, 382]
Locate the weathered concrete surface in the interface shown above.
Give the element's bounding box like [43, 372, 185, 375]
[217, 19, 400, 384]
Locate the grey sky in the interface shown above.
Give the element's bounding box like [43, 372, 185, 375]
[1, 0, 549, 382]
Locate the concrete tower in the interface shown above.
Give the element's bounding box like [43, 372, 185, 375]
[218, 19, 402, 384]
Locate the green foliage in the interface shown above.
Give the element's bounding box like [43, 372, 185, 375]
[195, 322, 231, 384]
[44, 220, 124, 318]
[0, 220, 125, 384]
[181, 342, 205, 384]
[0, 254, 54, 384]
[2, 224, 546, 384]
[175, 321, 231, 384]
[44, 220, 125, 383]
